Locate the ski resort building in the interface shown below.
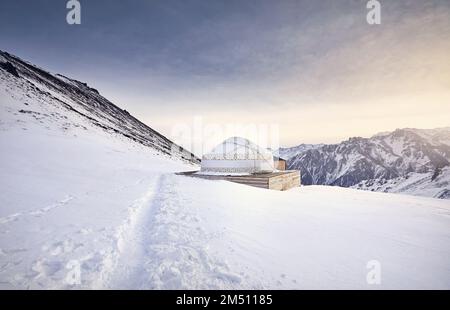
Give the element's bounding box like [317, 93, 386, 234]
[179, 137, 300, 191]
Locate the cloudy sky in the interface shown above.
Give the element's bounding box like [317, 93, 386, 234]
[1, 0, 449, 148]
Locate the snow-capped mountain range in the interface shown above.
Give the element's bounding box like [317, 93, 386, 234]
[281, 128, 450, 199]
[0, 50, 199, 164]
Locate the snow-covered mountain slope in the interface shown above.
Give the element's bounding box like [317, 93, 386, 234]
[277, 144, 323, 160]
[285, 128, 450, 199]
[0, 50, 199, 164]
[0, 50, 200, 289]
[353, 167, 450, 199]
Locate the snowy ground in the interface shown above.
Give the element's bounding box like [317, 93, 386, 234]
[105, 175, 450, 290]
[0, 124, 190, 289]
[1, 72, 450, 289]
[1, 124, 449, 289]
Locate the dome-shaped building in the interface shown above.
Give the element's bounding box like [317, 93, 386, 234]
[198, 137, 274, 175]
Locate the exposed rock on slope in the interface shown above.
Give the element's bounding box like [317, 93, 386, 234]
[0, 50, 199, 164]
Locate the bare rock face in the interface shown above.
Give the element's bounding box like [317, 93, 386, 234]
[0, 61, 20, 77]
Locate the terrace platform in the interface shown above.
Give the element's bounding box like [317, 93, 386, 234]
[177, 170, 301, 191]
